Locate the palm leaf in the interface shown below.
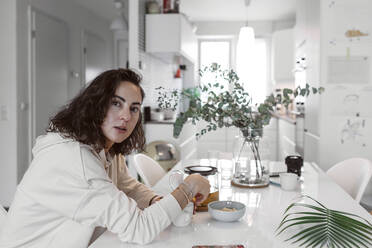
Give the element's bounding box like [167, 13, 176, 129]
[277, 195, 372, 248]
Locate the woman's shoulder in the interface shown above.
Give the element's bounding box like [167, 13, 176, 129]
[32, 133, 101, 168]
[33, 132, 97, 153]
[27, 132, 108, 183]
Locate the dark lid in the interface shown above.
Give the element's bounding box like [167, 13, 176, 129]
[184, 165, 217, 176]
[285, 155, 303, 165]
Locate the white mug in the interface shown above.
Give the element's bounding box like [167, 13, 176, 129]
[279, 173, 299, 191]
[169, 170, 193, 227]
[172, 202, 194, 227]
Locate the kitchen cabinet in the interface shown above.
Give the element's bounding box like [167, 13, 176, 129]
[145, 13, 197, 90]
[146, 14, 197, 64]
[294, 0, 309, 52]
[260, 118, 278, 162]
[277, 118, 296, 162]
[304, 130, 319, 164]
[294, 0, 321, 165]
[271, 28, 295, 84]
[196, 118, 277, 162]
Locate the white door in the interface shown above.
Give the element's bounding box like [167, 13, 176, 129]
[31, 9, 69, 146]
[83, 31, 109, 84]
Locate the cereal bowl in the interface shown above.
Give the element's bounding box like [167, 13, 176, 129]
[208, 201, 246, 222]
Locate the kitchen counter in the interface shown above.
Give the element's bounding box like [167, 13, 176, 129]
[271, 111, 297, 124]
[144, 119, 175, 125]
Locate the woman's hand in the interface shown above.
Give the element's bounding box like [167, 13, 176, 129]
[184, 174, 210, 205]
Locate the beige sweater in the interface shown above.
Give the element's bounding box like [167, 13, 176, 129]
[103, 152, 157, 209]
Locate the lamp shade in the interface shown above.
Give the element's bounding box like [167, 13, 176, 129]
[238, 26, 255, 46]
[110, 17, 126, 31]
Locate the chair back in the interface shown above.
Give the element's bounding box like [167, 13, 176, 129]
[0, 204, 7, 232]
[326, 157, 372, 202]
[133, 153, 166, 187]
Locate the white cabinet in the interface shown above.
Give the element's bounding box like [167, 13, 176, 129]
[277, 119, 296, 161]
[146, 14, 197, 63]
[271, 28, 295, 84]
[294, 0, 309, 51]
[261, 118, 278, 162]
[304, 130, 319, 164]
[196, 118, 277, 161]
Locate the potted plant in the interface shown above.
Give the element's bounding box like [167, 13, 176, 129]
[156, 88, 179, 120]
[157, 63, 324, 187]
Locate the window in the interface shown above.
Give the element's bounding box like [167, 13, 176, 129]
[237, 38, 268, 105]
[199, 40, 231, 101]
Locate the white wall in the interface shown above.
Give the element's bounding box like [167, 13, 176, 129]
[27, 0, 114, 98]
[318, 0, 372, 171]
[0, 0, 18, 208]
[316, 0, 372, 198]
[139, 52, 177, 109]
[0, 0, 114, 207]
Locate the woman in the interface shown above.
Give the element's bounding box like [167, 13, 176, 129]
[0, 69, 210, 247]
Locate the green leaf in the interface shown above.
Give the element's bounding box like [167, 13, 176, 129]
[277, 194, 372, 248]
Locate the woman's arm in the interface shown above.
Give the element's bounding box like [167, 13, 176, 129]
[115, 155, 159, 209]
[77, 147, 184, 244]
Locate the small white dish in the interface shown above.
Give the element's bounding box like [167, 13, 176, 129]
[279, 172, 299, 191]
[208, 201, 246, 222]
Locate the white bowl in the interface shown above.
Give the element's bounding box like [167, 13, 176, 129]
[208, 201, 246, 222]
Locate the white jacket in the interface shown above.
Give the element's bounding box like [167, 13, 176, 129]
[0, 133, 181, 248]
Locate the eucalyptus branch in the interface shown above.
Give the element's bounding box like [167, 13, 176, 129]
[156, 63, 324, 139]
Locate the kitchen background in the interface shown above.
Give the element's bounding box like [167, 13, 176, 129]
[1, 0, 372, 209]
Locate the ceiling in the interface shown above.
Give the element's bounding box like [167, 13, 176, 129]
[73, 0, 122, 21]
[71, 0, 296, 22]
[181, 0, 297, 22]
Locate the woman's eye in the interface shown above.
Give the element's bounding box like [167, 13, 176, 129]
[112, 100, 121, 107]
[130, 107, 139, 113]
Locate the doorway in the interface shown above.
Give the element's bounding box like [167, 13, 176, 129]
[82, 31, 109, 84]
[30, 9, 69, 158]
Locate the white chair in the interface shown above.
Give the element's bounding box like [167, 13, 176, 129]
[133, 153, 166, 187]
[0, 204, 7, 232]
[0, 205, 6, 217]
[326, 158, 372, 203]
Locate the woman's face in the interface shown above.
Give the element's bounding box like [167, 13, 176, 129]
[101, 81, 142, 150]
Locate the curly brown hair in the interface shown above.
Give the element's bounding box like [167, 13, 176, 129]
[47, 68, 146, 155]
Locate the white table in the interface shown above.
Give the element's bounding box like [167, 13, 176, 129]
[90, 160, 372, 248]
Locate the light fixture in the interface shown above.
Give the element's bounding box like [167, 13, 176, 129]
[110, 0, 128, 31]
[238, 26, 255, 46]
[238, 0, 255, 45]
[110, 17, 126, 31]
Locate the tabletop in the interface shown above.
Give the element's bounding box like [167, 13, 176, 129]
[90, 160, 372, 248]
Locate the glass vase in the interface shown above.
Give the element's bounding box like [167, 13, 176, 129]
[232, 128, 269, 188]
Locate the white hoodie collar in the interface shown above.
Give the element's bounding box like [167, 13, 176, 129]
[98, 150, 113, 169]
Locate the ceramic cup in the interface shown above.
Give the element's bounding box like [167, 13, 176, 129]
[169, 170, 193, 227]
[172, 202, 194, 227]
[279, 172, 299, 191]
